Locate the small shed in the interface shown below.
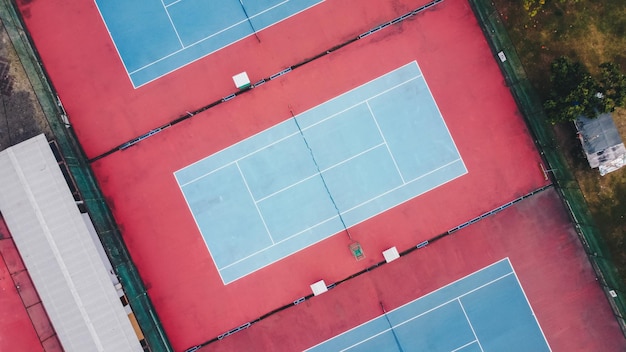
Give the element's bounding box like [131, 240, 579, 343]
[575, 113, 626, 176]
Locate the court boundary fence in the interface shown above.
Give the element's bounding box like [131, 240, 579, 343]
[468, 0, 626, 336]
[0, 1, 173, 351]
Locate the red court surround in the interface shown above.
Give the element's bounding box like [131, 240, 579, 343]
[16, 0, 626, 350]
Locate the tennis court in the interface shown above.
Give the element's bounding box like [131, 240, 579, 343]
[14, 0, 626, 350]
[94, 0, 323, 87]
[307, 259, 549, 352]
[175, 62, 466, 283]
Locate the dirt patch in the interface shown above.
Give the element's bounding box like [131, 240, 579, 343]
[0, 16, 52, 150]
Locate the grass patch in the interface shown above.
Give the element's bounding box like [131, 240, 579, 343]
[493, 0, 626, 279]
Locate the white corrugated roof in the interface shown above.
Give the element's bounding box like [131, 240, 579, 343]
[0, 134, 142, 352]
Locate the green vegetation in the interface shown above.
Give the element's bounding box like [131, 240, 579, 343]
[523, 0, 579, 17]
[544, 57, 626, 124]
[493, 0, 626, 279]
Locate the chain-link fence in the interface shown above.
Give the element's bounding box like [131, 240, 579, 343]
[469, 0, 626, 336]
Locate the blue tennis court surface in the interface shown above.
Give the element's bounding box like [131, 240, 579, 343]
[306, 259, 551, 352]
[175, 62, 467, 284]
[94, 0, 323, 87]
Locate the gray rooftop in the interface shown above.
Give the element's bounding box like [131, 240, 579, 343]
[575, 113, 623, 154]
[0, 134, 143, 352]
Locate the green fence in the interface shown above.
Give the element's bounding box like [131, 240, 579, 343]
[469, 0, 626, 335]
[0, 1, 173, 350]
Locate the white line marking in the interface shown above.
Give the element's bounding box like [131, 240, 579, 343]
[289, 61, 422, 120]
[304, 259, 514, 351]
[339, 158, 463, 214]
[129, 0, 305, 81]
[236, 161, 274, 244]
[178, 76, 420, 187]
[398, 259, 512, 313]
[459, 299, 485, 352]
[131, 0, 289, 74]
[340, 328, 392, 351]
[160, 0, 185, 48]
[391, 273, 514, 331]
[254, 143, 385, 203]
[129, 45, 185, 76]
[173, 174, 223, 277]
[243, 0, 291, 19]
[133, 0, 326, 88]
[300, 76, 420, 131]
[451, 341, 479, 352]
[218, 214, 339, 270]
[413, 61, 469, 174]
[254, 172, 319, 203]
[511, 263, 553, 351]
[178, 132, 299, 187]
[296, 101, 370, 132]
[366, 101, 406, 184]
[175, 62, 466, 284]
[174, 61, 420, 174]
[218, 156, 461, 270]
[91, 1, 134, 86]
[165, 0, 183, 7]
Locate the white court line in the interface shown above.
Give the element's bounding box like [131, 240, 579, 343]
[175, 61, 423, 282]
[254, 142, 386, 203]
[218, 214, 339, 270]
[339, 158, 463, 215]
[242, 0, 291, 20]
[235, 161, 275, 244]
[178, 76, 420, 188]
[414, 61, 469, 174]
[133, 0, 325, 88]
[459, 299, 485, 352]
[288, 61, 421, 120]
[160, 0, 185, 48]
[129, 0, 290, 75]
[365, 101, 406, 184]
[300, 76, 420, 132]
[91, 1, 134, 87]
[174, 61, 420, 174]
[390, 258, 511, 313]
[511, 264, 553, 351]
[178, 62, 453, 281]
[339, 328, 392, 352]
[452, 341, 479, 352]
[173, 176, 222, 279]
[325, 273, 514, 352]
[235, 163, 274, 245]
[164, 0, 183, 7]
[216, 157, 462, 271]
[178, 131, 301, 187]
[305, 260, 514, 351]
[391, 273, 514, 331]
[254, 172, 319, 203]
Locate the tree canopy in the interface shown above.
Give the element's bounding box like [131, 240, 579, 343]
[543, 57, 626, 124]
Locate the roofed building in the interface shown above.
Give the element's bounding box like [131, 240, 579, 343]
[575, 113, 626, 176]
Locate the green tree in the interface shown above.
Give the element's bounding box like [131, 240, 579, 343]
[598, 62, 626, 111]
[544, 57, 626, 124]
